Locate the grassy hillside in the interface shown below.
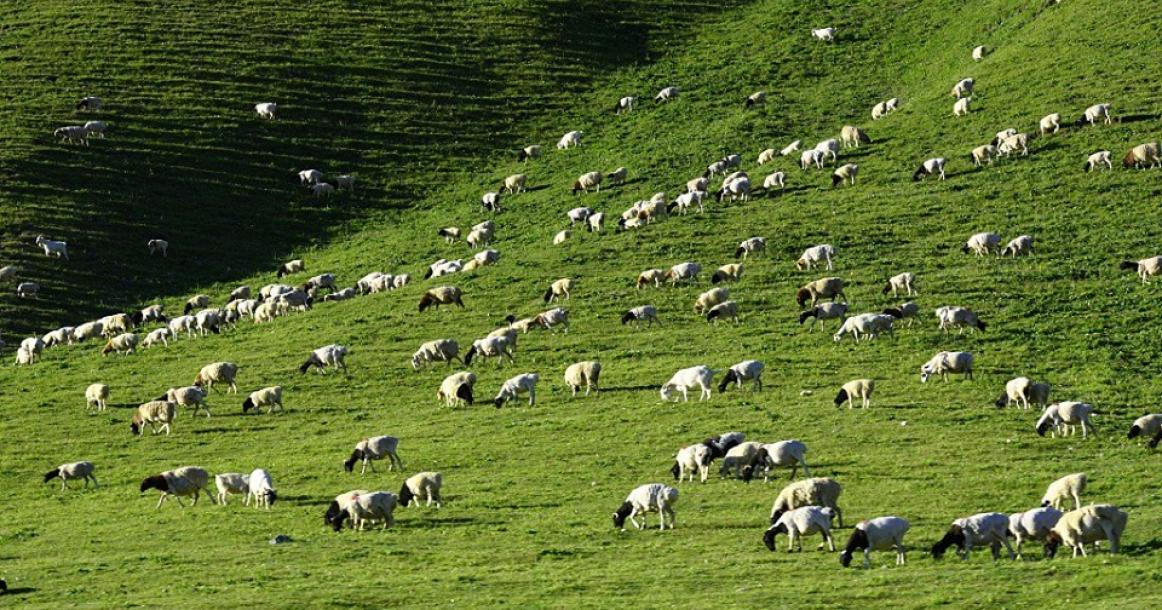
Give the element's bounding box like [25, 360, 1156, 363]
[3, 0, 1162, 607]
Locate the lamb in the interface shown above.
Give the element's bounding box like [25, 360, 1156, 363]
[745, 91, 766, 108]
[833, 313, 894, 342]
[255, 102, 278, 119]
[961, 232, 1001, 256]
[612, 483, 679, 530]
[1042, 473, 1087, 511]
[718, 360, 763, 393]
[950, 77, 975, 98]
[840, 125, 871, 149]
[502, 174, 527, 194]
[998, 132, 1030, 156]
[831, 163, 858, 187]
[935, 305, 986, 333]
[971, 144, 997, 166]
[913, 157, 947, 181]
[1036, 402, 1096, 439]
[35, 235, 68, 259]
[100, 333, 139, 356]
[557, 130, 583, 149]
[671, 444, 713, 483]
[419, 286, 465, 312]
[953, 97, 971, 116]
[919, 351, 973, 382]
[871, 98, 899, 120]
[277, 259, 305, 278]
[654, 86, 679, 103]
[464, 336, 515, 365]
[298, 169, 323, 184]
[840, 517, 910, 567]
[994, 377, 1051, 410]
[437, 371, 476, 407]
[130, 400, 177, 436]
[146, 239, 168, 257]
[587, 212, 605, 232]
[1083, 150, 1112, 172]
[85, 383, 109, 411]
[1040, 113, 1062, 135]
[518, 144, 542, 162]
[770, 477, 843, 527]
[16, 281, 38, 298]
[711, 263, 743, 284]
[54, 126, 89, 145]
[72, 321, 104, 343]
[798, 302, 848, 331]
[1043, 505, 1127, 558]
[214, 473, 250, 505]
[494, 373, 539, 407]
[194, 362, 240, 393]
[693, 287, 729, 315]
[1123, 142, 1161, 169]
[247, 469, 277, 509]
[743, 440, 810, 483]
[972, 45, 988, 60]
[664, 262, 701, 285]
[781, 140, 802, 155]
[344, 435, 403, 474]
[835, 379, 874, 409]
[811, 27, 835, 41]
[931, 512, 1015, 561]
[76, 96, 102, 111]
[564, 361, 601, 397]
[660, 365, 714, 402]
[1120, 256, 1162, 282]
[622, 305, 661, 327]
[882, 272, 916, 297]
[763, 506, 836, 552]
[139, 466, 215, 509]
[706, 300, 739, 324]
[572, 171, 602, 195]
[43, 461, 98, 491]
[796, 245, 835, 271]
[242, 386, 284, 415]
[299, 344, 349, 374]
[165, 386, 211, 418]
[761, 172, 786, 193]
[553, 230, 570, 245]
[1127, 413, 1162, 448]
[399, 472, 444, 508]
[796, 277, 846, 308]
[1076, 103, 1112, 126]
[1008, 507, 1063, 558]
[735, 237, 766, 259]
[412, 339, 462, 369]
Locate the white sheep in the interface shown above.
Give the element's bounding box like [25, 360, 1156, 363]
[814, 138, 840, 164]
[717, 176, 751, 202]
[419, 286, 466, 312]
[399, 472, 443, 508]
[344, 435, 403, 473]
[1083, 150, 1112, 172]
[770, 477, 843, 527]
[43, 461, 98, 491]
[972, 45, 988, 60]
[800, 149, 824, 170]
[437, 371, 476, 407]
[334, 491, 399, 530]
[920, 351, 973, 382]
[671, 444, 713, 483]
[1002, 235, 1034, 256]
[660, 365, 714, 402]
[139, 466, 216, 509]
[761, 171, 786, 194]
[194, 362, 239, 393]
[710, 263, 743, 284]
[834, 379, 874, 409]
[73, 321, 105, 343]
[613, 96, 635, 114]
[913, 157, 947, 181]
[43, 327, 74, 347]
[571, 171, 602, 195]
[735, 237, 766, 260]
[502, 174, 527, 194]
[871, 98, 899, 120]
[994, 377, 1051, 409]
[693, 287, 729, 315]
[763, 506, 836, 552]
[797, 277, 846, 308]
[76, 96, 102, 111]
[799, 302, 848, 331]
[811, 27, 835, 41]
[665, 262, 701, 285]
[1042, 473, 1086, 511]
[796, 245, 835, 271]
[1008, 507, 1063, 558]
[607, 167, 628, 185]
[553, 230, 570, 245]
[214, 473, 249, 505]
[840, 125, 870, 149]
[1044, 505, 1127, 558]
[299, 344, 349, 374]
[35, 235, 68, 259]
[494, 373, 539, 407]
[255, 102, 277, 119]
[881, 272, 916, 297]
[950, 78, 975, 98]
[14, 346, 35, 366]
[1077, 103, 1112, 126]
[242, 386, 283, 415]
[745, 91, 766, 108]
[1040, 113, 1061, 135]
[621, 305, 660, 327]
[706, 300, 739, 324]
[931, 512, 1015, 561]
[833, 313, 894, 342]
[464, 336, 515, 366]
[781, 140, 802, 155]
[100, 332, 139, 356]
[16, 281, 38, 298]
[952, 97, 971, 116]
[587, 212, 605, 232]
[130, 400, 177, 436]
[518, 144, 541, 162]
[654, 86, 679, 103]
[557, 130, 583, 149]
[971, 144, 997, 166]
[165, 386, 211, 418]
[85, 383, 109, 411]
[718, 360, 763, 393]
[298, 169, 323, 184]
[935, 305, 986, 333]
[412, 339, 462, 369]
[840, 516, 910, 567]
[1036, 402, 1096, 439]
[564, 361, 601, 397]
[1123, 142, 1161, 169]
[962, 232, 1001, 256]
[1127, 413, 1162, 448]
[998, 132, 1030, 156]
[247, 469, 277, 509]
[437, 227, 461, 244]
[1120, 256, 1162, 283]
[745, 440, 810, 482]
[54, 125, 89, 145]
[668, 190, 706, 215]
[757, 148, 777, 165]
[612, 483, 679, 530]
[831, 163, 858, 187]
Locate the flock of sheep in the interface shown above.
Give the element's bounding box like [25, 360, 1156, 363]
[9, 22, 1162, 575]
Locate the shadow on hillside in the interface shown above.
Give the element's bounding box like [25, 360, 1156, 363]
[2, 587, 36, 596]
[1118, 539, 1162, 556]
[1118, 113, 1160, 125]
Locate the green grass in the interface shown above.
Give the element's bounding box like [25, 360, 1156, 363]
[3, 0, 1162, 607]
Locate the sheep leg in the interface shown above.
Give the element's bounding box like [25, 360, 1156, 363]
[895, 543, 905, 565]
[824, 530, 835, 552]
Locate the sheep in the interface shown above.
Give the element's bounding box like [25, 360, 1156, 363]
[745, 91, 766, 108]
[587, 212, 605, 233]
[831, 163, 858, 187]
[557, 130, 583, 149]
[437, 371, 476, 407]
[994, 377, 1051, 410]
[518, 144, 541, 162]
[962, 232, 1001, 256]
[323, 490, 370, 528]
[76, 96, 102, 111]
[54, 125, 89, 145]
[242, 386, 283, 415]
[811, 27, 835, 41]
[671, 444, 713, 483]
[311, 183, 335, 198]
[538, 279, 574, 306]
[1008, 507, 1063, 558]
[932, 512, 1015, 561]
[706, 300, 739, 324]
[15, 281, 38, 298]
[0, 264, 18, 282]
[704, 160, 729, 178]
[660, 365, 714, 402]
[998, 132, 1030, 156]
[972, 45, 988, 60]
[761, 172, 786, 194]
[913, 157, 947, 181]
[1039, 112, 1062, 135]
[214, 473, 249, 505]
[763, 506, 836, 552]
[835, 379, 874, 409]
[130, 400, 177, 436]
[194, 309, 223, 336]
[553, 230, 570, 245]
[394, 472, 445, 510]
[323, 287, 356, 302]
[299, 344, 349, 374]
[1002, 235, 1034, 257]
[463, 249, 500, 271]
[871, 98, 899, 120]
[636, 269, 665, 289]
[252, 302, 278, 324]
[799, 302, 848, 331]
[612, 483, 679, 530]
[622, 305, 661, 327]
[950, 77, 975, 98]
[194, 362, 240, 393]
[757, 148, 777, 165]
[1042, 473, 1087, 511]
[770, 477, 843, 527]
[607, 167, 628, 186]
[718, 360, 763, 393]
[43, 327, 74, 347]
[527, 307, 570, 333]
[1083, 150, 1112, 172]
[466, 225, 493, 248]
[833, 313, 894, 342]
[717, 176, 750, 203]
[303, 273, 337, 294]
[14, 347, 34, 366]
[247, 469, 277, 509]
[1044, 505, 1127, 558]
[35, 235, 68, 259]
[840, 516, 910, 568]
[971, 144, 997, 166]
[1076, 103, 1112, 126]
[1123, 142, 1161, 169]
[335, 175, 355, 192]
[494, 373, 539, 407]
[735, 237, 766, 260]
[418, 286, 465, 312]
[164, 386, 211, 418]
[668, 190, 706, 215]
[84, 383, 109, 411]
[920, 351, 973, 382]
[330, 491, 399, 531]
[744, 440, 810, 482]
[796, 277, 846, 308]
[464, 336, 515, 366]
[992, 128, 1018, 146]
[182, 294, 210, 316]
[840, 126, 870, 148]
[779, 141, 802, 158]
[664, 262, 701, 286]
[814, 139, 840, 164]
[564, 361, 601, 397]
[83, 121, 107, 138]
[502, 174, 526, 195]
[393, 274, 410, 290]
[654, 86, 679, 103]
[260, 283, 295, 300]
[438, 227, 461, 244]
[1036, 402, 1096, 439]
[255, 102, 278, 119]
[412, 339, 462, 369]
[1121, 255, 1162, 282]
[684, 176, 709, 195]
[567, 207, 593, 226]
[139, 466, 215, 509]
[881, 272, 916, 297]
[710, 263, 743, 284]
[953, 97, 971, 116]
[1127, 413, 1162, 448]
[97, 313, 133, 337]
[43, 461, 97, 491]
[101, 333, 139, 356]
[935, 306, 986, 333]
[572, 171, 602, 195]
[277, 259, 305, 278]
[73, 321, 104, 343]
[343, 435, 404, 473]
[298, 169, 323, 184]
[796, 245, 835, 271]
[693, 287, 730, 315]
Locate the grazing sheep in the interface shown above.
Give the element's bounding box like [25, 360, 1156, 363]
[242, 386, 283, 415]
[840, 126, 871, 148]
[833, 313, 894, 342]
[553, 230, 571, 245]
[494, 373, 539, 407]
[693, 287, 730, 315]
[298, 169, 323, 184]
[344, 435, 403, 474]
[913, 158, 947, 181]
[54, 125, 89, 145]
[586, 211, 605, 233]
[0, 264, 18, 281]
[502, 174, 527, 195]
[419, 286, 465, 312]
[672, 444, 713, 483]
[612, 483, 679, 530]
[811, 27, 835, 41]
[757, 148, 777, 165]
[1120, 256, 1162, 282]
[1127, 413, 1162, 448]
[770, 477, 843, 527]
[953, 97, 971, 116]
[882, 303, 918, 328]
[920, 351, 973, 382]
[660, 365, 714, 402]
[139, 466, 215, 509]
[1002, 235, 1034, 257]
[246, 469, 277, 509]
[322, 287, 356, 302]
[564, 361, 601, 397]
[796, 245, 835, 271]
[971, 144, 997, 166]
[735, 237, 766, 260]
[654, 86, 679, 103]
[1040, 113, 1062, 135]
[437, 371, 476, 407]
[664, 262, 701, 286]
[399, 472, 443, 508]
[717, 176, 751, 203]
[832, 163, 858, 187]
[763, 506, 836, 552]
[744, 440, 810, 483]
[612, 96, 635, 114]
[518, 144, 542, 162]
[998, 133, 1030, 156]
[1044, 505, 1127, 558]
[164, 386, 211, 418]
[412, 339, 462, 369]
[871, 98, 899, 120]
[567, 207, 593, 226]
[311, 183, 335, 198]
[972, 45, 988, 60]
[607, 167, 628, 185]
[835, 379, 874, 409]
[994, 377, 1051, 410]
[214, 473, 250, 505]
[1123, 142, 1161, 169]
[840, 517, 910, 568]
[814, 139, 840, 164]
[255, 102, 278, 119]
[668, 190, 707, 215]
[194, 362, 240, 393]
[303, 273, 337, 294]
[1036, 402, 1096, 439]
[542, 278, 574, 304]
[962, 232, 1001, 256]
[463, 249, 500, 272]
[16, 281, 38, 298]
[277, 259, 305, 278]
[130, 400, 177, 436]
[76, 96, 102, 111]
[72, 321, 104, 343]
[718, 360, 763, 393]
[950, 78, 975, 98]
[464, 336, 515, 366]
[193, 309, 222, 336]
[331, 491, 398, 530]
[336, 175, 355, 191]
[526, 308, 570, 333]
[557, 130, 583, 149]
[183, 294, 210, 316]
[799, 149, 824, 170]
[299, 344, 349, 374]
[100, 333, 139, 356]
[706, 300, 739, 324]
[147, 239, 168, 257]
[718, 442, 763, 479]
[43, 327, 75, 347]
[438, 227, 461, 244]
[572, 171, 602, 195]
[993, 128, 1018, 146]
[1076, 103, 1112, 126]
[745, 91, 766, 108]
[710, 263, 743, 284]
[931, 512, 1015, 561]
[1042, 473, 1087, 511]
[43, 461, 97, 491]
[35, 235, 68, 259]
[796, 277, 846, 308]
[761, 171, 786, 194]
[882, 272, 916, 297]
[622, 305, 661, 327]
[14, 347, 35, 365]
[1084, 150, 1112, 172]
[935, 306, 986, 333]
[799, 302, 848, 331]
[85, 383, 109, 411]
[635, 269, 665, 289]
[1008, 507, 1063, 558]
[781, 140, 802, 155]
